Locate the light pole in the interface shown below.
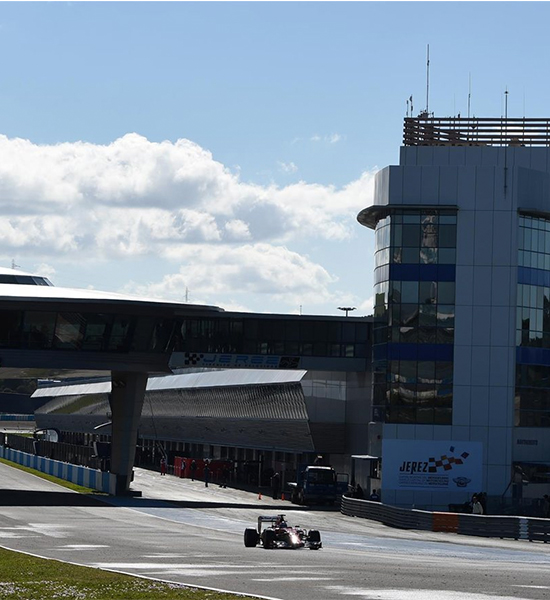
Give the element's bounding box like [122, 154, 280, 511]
[338, 306, 356, 317]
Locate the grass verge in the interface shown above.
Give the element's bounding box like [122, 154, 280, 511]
[0, 458, 98, 494]
[0, 547, 254, 599]
[0, 459, 258, 600]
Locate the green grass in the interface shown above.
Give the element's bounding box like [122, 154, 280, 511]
[0, 547, 253, 599]
[0, 459, 258, 600]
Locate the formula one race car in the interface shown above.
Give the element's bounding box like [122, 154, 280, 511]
[243, 514, 322, 550]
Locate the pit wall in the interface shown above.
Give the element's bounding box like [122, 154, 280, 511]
[0, 446, 116, 495]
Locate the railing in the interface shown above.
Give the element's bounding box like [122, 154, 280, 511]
[5, 433, 101, 470]
[0, 446, 115, 494]
[341, 496, 550, 543]
[404, 117, 550, 147]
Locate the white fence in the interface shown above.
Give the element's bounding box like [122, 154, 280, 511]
[0, 446, 116, 495]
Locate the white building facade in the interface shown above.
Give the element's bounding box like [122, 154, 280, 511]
[359, 117, 550, 510]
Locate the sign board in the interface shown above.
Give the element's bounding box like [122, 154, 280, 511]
[382, 439, 483, 492]
[171, 352, 301, 370]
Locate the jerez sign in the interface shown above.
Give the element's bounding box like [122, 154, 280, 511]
[382, 439, 483, 492]
[178, 352, 301, 369]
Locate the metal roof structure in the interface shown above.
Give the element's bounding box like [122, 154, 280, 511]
[32, 368, 308, 399]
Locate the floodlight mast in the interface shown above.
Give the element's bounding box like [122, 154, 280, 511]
[338, 307, 356, 317]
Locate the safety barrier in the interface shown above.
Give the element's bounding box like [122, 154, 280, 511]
[0, 446, 116, 495]
[341, 496, 550, 543]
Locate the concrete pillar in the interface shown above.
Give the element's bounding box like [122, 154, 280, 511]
[109, 371, 148, 495]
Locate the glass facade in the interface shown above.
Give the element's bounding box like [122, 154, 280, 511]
[372, 208, 457, 424]
[177, 317, 369, 359]
[0, 309, 175, 353]
[0, 307, 369, 360]
[515, 214, 550, 426]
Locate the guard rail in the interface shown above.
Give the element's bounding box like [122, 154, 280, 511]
[341, 496, 550, 542]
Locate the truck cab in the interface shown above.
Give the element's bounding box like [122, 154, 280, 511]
[289, 465, 339, 505]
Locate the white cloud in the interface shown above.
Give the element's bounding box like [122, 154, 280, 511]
[278, 161, 298, 174]
[309, 133, 344, 144]
[123, 243, 338, 309]
[328, 133, 343, 144]
[32, 263, 56, 279]
[0, 133, 375, 312]
[224, 219, 251, 241]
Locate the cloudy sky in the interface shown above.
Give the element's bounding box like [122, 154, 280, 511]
[1, 2, 550, 316]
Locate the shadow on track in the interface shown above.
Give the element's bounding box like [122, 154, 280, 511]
[0, 488, 339, 512]
[0, 489, 105, 507]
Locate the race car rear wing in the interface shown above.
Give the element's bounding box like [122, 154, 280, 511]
[257, 514, 286, 532]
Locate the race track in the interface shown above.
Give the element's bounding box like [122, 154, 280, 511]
[0, 463, 549, 600]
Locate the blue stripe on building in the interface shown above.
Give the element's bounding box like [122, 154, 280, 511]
[387, 343, 454, 361]
[389, 264, 456, 282]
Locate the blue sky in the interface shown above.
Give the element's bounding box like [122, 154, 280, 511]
[1, 2, 549, 316]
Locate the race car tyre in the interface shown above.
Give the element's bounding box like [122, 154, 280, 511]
[263, 528, 276, 549]
[244, 528, 259, 547]
[307, 529, 321, 548]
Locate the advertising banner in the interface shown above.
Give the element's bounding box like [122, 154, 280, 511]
[171, 352, 301, 369]
[382, 439, 483, 492]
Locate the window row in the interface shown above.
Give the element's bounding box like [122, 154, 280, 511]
[372, 405, 452, 425]
[519, 226, 550, 254]
[516, 364, 550, 388]
[381, 360, 453, 384]
[375, 221, 391, 251]
[181, 338, 367, 358]
[517, 284, 550, 310]
[373, 384, 452, 406]
[390, 326, 454, 345]
[390, 223, 457, 249]
[515, 410, 550, 428]
[376, 247, 457, 267]
[515, 387, 550, 410]
[373, 324, 454, 345]
[390, 281, 456, 305]
[0, 310, 175, 353]
[518, 251, 550, 271]
[374, 283, 456, 311]
[516, 329, 550, 348]
[517, 307, 550, 337]
[180, 318, 369, 345]
[520, 215, 550, 231]
[390, 211, 457, 225]
[391, 304, 455, 327]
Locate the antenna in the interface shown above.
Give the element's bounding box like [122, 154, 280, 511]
[426, 44, 430, 114]
[505, 87, 509, 119]
[504, 87, 509, 196]
[467, 73, 471, 119]
[11, 259, 20, 270]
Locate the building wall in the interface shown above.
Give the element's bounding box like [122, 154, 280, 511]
[35, 367, 371, 476]
[367, 146, 550, 509]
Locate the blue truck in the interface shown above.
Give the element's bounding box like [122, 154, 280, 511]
[288, 465, 348, 505]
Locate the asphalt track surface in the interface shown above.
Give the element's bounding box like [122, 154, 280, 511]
[1, 463, 550, 600]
